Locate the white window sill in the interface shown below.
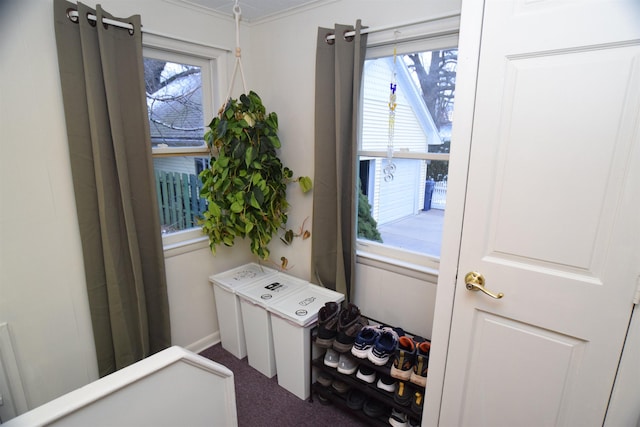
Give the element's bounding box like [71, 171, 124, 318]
[356, 249, 439, 284]
[162, 228, 209, 258]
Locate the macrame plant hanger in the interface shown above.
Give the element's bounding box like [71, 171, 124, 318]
[222, 0, 248, 109]
[383, 32, 400, 182]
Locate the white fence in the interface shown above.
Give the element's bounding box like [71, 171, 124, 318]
[431, 180, 447, 210]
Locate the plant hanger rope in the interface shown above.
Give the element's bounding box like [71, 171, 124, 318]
[223, 0, 248, 107]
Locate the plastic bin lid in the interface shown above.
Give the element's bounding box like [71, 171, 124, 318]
[267, 284, 345, 327]
[208, 263, 278, 292]
[234, 272, 308, 307]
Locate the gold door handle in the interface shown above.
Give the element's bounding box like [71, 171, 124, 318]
[465, 272, 504, 299]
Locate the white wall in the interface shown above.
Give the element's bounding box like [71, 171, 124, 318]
[0, 0, 251, 411]
[0, 0, 460, 414]
[247, 0, 460, 333]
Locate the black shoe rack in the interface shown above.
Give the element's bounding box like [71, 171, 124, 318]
[309, 316, 427, 426]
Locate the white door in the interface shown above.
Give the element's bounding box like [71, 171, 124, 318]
[439, 1, 640, 426]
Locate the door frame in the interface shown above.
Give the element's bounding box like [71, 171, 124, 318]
[424, 1, 640, 425]
[422, 0, 492, 424]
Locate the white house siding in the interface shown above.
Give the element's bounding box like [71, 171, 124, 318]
[375, 158, 426, 224]
[154, 157, 200, 176]
[362, 57, 431, 224]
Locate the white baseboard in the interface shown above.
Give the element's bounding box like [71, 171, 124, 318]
[184, 332, 220, 354]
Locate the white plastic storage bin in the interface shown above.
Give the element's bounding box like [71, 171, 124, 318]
[268, 284, 345, 399]
[209, 263, 277, 359]
[235, 273, 308, 378]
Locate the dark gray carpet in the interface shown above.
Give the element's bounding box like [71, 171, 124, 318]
[200, 344, 370, 426]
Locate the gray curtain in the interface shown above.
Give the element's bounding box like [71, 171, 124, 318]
[311, 22, 367, 302]
[53, 0, 171, 377]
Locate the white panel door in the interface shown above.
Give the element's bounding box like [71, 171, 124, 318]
[440, 1, 640, 426]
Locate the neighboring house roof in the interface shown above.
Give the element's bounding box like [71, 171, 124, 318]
[147, 72, 205, 147]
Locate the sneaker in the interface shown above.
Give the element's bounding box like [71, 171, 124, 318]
[346, 389, 367, 410]
[391, 336, 416, 381]
[389, 408, 409, 427]
[410, 341, 430, 387]
[316, 301, 340, 348]
[317, 393, 332, 406]
[317, 372, 333, 387]
[368, 328, 398, 366]
[323, 348, 339, 368]
[411, 391, 424, 415]
[331, 379, 350, 394]
[363, 397, 389, 418]
[333, 303, 369, 353]
[337, 353, 358, 375]
[355, 365, 376, 384]
[376, 373, 396, 393]
[351, 326, 381, 359]
[394, 381, 412, 406]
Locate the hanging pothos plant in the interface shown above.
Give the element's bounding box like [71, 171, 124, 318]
[199, 91, 312, 260]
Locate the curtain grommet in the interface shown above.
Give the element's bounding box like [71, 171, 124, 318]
[66, 8, 79, 23]
[343, 29, 354, 42]
[325, 32, 335, 45]
[87, 12, 97, 26]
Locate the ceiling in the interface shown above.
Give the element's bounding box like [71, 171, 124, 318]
[175, 0, 332, 22]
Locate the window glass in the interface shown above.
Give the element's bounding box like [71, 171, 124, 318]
[143, 56, 209, 235]
[357, 48, 456, 260]
[144, 58, 205, 149]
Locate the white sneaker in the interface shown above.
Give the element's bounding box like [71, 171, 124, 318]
[337, 353, 358, 375]
[323, 348, 339, 368]
[355, 365, 376, 383]
[389, 408, 408, 427]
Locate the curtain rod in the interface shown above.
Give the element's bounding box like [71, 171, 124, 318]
[68, 9, 460, 41]
[325, 12, 459, 41]
[67, 10, 135, 32]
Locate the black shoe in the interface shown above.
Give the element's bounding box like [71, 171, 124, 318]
[316, 301, 340, 348]
[363, 397, 390, 418]
[346, 389, 367, 410]
[394, 381, 412, 406]
[411, 390, 424, 414]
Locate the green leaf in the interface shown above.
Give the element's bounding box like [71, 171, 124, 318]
[252, 186, 264, 205]
[298, 176, 313, 193]
[230, 201, 243, 213]
[240, 93, 251, 108]
[218, 156, 229, 168]
[266, 112, 278, 130]
[250, 193, 261, 210]
[232, 140, 246, 159]
[217, 119, 228, 138]
[245, 146, 254, 167]
[207, 202, 221, 217]
[268, 135, 281, 149]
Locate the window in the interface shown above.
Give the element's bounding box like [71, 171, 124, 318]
[357, 37, 458, 269]
[142, 34, 225, 249]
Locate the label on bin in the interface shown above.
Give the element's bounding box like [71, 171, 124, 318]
[235, 273, 308, 307]
[210, 263, 277, 291]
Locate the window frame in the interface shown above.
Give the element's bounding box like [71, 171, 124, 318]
[142, 33, 228, 255]
[356, 17, 460, 275]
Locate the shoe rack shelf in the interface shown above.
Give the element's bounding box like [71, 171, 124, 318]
[309, 318, 427, 425]
[311, 381, 390, 427]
